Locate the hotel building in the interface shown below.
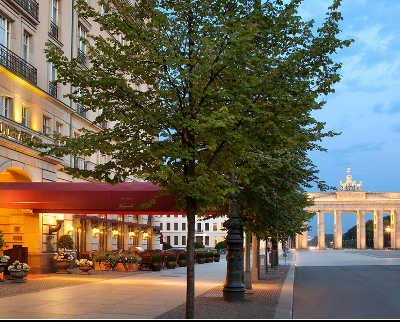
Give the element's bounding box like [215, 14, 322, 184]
[0, 0, 161, 273]
[159, 215, 227, 249]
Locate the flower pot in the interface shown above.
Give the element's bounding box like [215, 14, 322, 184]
[9, 270, 27, 283]
[152, 262, 162, 271]
[56, 260, 72, 274]
[206, 257, 212, 263]
[117, 263, 127, 272]
[178, 259, 186, 267]
[166, 261, 176, 269]
[127, 263, 138, 272]
[0, 263, 7, 282]
[214, 257, 220, 262]
[78, 265, 91, 275]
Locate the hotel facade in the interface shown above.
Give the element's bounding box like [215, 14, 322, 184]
[0, 0, 161, 273]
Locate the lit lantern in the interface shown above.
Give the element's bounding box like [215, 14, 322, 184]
[128, 231, 135, 238]
[112, 230, 119, 237]
[92, 228, 100, 235]
[56, 214, 65, 221]
[143, 232, 149, 239]
[66, 225, 74, 233]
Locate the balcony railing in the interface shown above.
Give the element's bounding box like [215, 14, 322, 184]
[77, 49, 86, 65]
[77, 104, 86, 118]
[49, 82, 57, 98]
[0, 43, 37, 85]
[49, 20, 58, 40]
[13, 0, 39, 21]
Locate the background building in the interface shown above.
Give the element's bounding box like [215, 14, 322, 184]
[159, 215, 227, 248]
[0, 0, 160, 273]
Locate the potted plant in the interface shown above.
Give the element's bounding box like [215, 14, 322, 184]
[0, 255, 10, 282]
[213, 252, 220, 262]
[127, 254, 140, 272]
[54, 252, 74, 274]
[178, 253, 186, 267]
[151, 254, 162, 271]
[166, 254, 177, 269]
[196, 252, 205, 264]
[8, 260, 30, 283]
[117, 255, 128, 272]
[93, 254, 107, 271]
[205, 252, 212, 263]
[75, 259, 93, 275]
[105, 254, 119, 271]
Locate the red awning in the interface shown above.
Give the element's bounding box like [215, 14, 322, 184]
[0, 182, 182, 214]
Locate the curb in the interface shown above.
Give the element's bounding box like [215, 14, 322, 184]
[273, 264, 295, 319]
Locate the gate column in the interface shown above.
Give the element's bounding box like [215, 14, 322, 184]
[334, 210, 342, 249]
[357, 210, 366, 249]
[317, 211, 325, 249]
[374, 210, 384, 249]
[391, 209, 396, 249]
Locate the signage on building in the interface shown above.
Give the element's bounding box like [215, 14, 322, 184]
[0, 117, 42, 147]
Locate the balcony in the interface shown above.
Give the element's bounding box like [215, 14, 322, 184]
[49, 82, 57, 98]
[13, 0, 39, 21]
[0, 44, 37, 85]
[77, 104, 86, 118]
[49, 20, 58, 40]
[77, 49, 87, 65]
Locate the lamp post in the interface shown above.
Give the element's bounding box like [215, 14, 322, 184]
[223, 173, 245, 301]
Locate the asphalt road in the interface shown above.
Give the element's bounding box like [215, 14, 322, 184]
[293, 265, 400, 319]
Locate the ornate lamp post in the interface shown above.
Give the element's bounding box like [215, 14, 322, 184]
[223, 174, 245, 301]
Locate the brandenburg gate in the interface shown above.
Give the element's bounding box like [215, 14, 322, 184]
[296, 169, 400, 250]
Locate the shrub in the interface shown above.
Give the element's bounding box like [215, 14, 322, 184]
[127, 254, 141, 264]
[57, 235, 74, 250]
[178, 253, 186, 260]
[163, 242, 172, 250]
[152, 254, 161, 263]
[167, 254, 177, 262]
[93, 254, 107, 263]
[194, 242, 204, 249]
[215, 241, 226, 251]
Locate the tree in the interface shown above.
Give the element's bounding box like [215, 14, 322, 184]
[41, 0, 351, 317]
[0, 230, 4, 249]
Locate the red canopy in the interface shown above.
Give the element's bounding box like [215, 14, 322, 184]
[0, 182, 183, 214]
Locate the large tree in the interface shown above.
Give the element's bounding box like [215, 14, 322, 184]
[41, 0, 351, 317]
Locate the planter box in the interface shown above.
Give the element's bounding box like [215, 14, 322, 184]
[116, 263, 127, 272]
[94, 262, 109, 271]
[127, 263, 138, 272]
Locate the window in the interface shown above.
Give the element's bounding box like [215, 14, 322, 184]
[51, 0, 58, 24]
[197, 223, 201, 232]
[174, 236, 178, 246]
[21, 106, 30, 127]
[166, 236, 171, 244]
[182, 223, 186, 231]
[205, 223, 209, 231]
[22, 31, 31, 61]
[166, 223, 170, 231]
[213, 223, 218, 231]
[49, 63, 57, 97]
[100, 4, 105, 16]
[174, 215, 178, 218]
[0, 97, 13, 119]
[160, 223, 163, 230]
[182, 236, 186, 245]
[174, 223, 178, 231]
[205, 236, 209, 246]
[78, 25, 87, 64]
[0, 14, 10, 48]
[43, 115, 51, 135]
[55, 121, 63, 135]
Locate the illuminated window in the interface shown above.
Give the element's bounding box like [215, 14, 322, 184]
[21, 105, 30, 127]
[43, 115, 51, 135]
[213, 223, 217, 231]
[0, 96, 13, 119]
[213, 237, 217, 246]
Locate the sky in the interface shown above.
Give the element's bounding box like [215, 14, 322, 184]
[296, 0, 400, 235]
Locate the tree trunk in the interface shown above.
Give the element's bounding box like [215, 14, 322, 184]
[244, 232, 252, 289]
[185, 197, 196, 319]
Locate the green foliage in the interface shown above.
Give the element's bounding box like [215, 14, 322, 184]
[162, 242, 172, 250]
[56, 235, 74, 250]
[0, 230, 4, 249]
[194, 242, 204, 249]
[93, 254, 107, 263]
[215, 241, 226, 250]
[167, 254, 177, 262]
[152, 254, 161, 263]
[178, 253, 186, 260]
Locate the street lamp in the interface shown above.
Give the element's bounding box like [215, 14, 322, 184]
[385, 226, 392, 248]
